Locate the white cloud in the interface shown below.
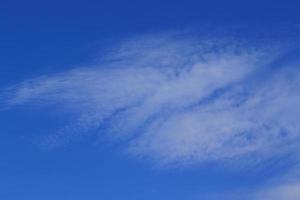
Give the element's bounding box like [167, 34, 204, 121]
[3, 33, 300, 169]
[251, 164, 300, 200]
[257, 183, 300, 200]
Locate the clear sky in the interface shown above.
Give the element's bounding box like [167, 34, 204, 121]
[1, 0, 300, 200]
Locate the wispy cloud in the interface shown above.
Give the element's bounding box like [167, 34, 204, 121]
[3, 33, 300, 171]
[257, 183, 300, 200]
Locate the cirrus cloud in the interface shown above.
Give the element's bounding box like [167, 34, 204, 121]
[3, 33, 300, 169]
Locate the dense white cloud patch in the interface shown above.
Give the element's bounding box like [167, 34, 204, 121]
[4, 34, 300, 167]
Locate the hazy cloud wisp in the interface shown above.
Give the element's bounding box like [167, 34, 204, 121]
[4, 34, 300, 169]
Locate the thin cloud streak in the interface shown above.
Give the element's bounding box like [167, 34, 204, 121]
[3, 34, 300, 169]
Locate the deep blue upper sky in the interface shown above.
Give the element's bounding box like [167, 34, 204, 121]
[1, 1, 300, 200]
[1, 0, 300, 85]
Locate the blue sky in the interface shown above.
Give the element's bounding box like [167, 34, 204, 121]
[1, 1, 300, 200]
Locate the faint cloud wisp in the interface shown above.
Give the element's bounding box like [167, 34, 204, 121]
[3, 33, 300, 170]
